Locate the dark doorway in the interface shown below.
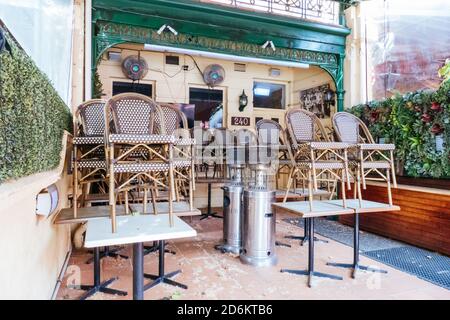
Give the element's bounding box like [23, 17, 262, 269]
[112, 81, 153, 97]
[189, 87, 224, 129]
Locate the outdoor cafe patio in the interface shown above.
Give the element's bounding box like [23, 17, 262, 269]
[0, 0, 448, 301]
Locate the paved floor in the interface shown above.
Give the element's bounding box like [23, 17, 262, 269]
[57, 212, 450, 300]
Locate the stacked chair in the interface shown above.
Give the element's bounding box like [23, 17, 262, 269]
[332, 112, 397, 205]
[72, 99, 108, 218]
[283, 108, 352, 210]
[103, 93, 192, 232]
[157, 103, 195, 208]
[256, 119, 293, 191]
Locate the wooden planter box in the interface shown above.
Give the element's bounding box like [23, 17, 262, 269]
[340, 182, 450, 256]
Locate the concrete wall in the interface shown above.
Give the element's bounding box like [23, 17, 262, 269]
[97, 44, 333, 129]
[0, 0, 86, 299]
[0, 135, 71, 299]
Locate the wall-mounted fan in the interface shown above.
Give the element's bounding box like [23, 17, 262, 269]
[203, 64, 225, 87]
[121, 55, 148, 81]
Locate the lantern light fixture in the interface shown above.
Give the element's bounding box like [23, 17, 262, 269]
[324, 88, 335, 104]
[239, 90, 248, 112]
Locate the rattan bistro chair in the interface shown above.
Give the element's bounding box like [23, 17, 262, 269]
[157, 103, 196, 207]
[104, 93, 189, 232]
[332, 112, 397, 205]
[73, 99, 108, 218]
[256, 119, 292, 189]
[284, 108, 352, 209]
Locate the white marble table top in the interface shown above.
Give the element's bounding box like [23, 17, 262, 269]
[272, 200, 354, 218]
[324, 199, 400, 213]
[84, 214, 197, 248]
[273, 199, 400, 218]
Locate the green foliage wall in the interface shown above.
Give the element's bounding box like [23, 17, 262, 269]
[349, 81, 450, 179]
[0, 26, 71, 184]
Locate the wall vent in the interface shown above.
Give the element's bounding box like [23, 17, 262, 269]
[234, 63, 246, 72]
[166, 55, 180, 65]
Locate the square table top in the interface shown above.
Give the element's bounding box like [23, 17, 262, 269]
[324, 199, 400, 213]
[84, 214, 197, 248]
[273, 199, 400, 218]
[272, 200, 354, 218]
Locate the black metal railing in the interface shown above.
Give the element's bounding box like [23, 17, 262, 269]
[202, 0, 339, 24]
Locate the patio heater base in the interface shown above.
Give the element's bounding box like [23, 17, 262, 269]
[143, 240, 188, 291]
[215, 243, 240, 254]
[86, 246, 128, 264]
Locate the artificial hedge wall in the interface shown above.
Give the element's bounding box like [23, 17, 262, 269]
[349, 81, 450, 179]
[0, 24, 71, 184]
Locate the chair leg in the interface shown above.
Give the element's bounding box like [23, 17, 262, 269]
[150, 188, 157, 215]
[73, 145, 78, 219]
[340, 169, 347, 208]
[143, 188, 148, 214]
[168, 146, 175, 227]
[125, 191, 129, 214]
[386, 169, 393, 206]
[344, 149, 351, 190]
[307, 170, 314, 211]
[109, 144, 117, 233]
[283, 167, 295, 203]
[356, 166, 362, 207]
[310, 149, 318, 191]
[390, 151, 397, 188]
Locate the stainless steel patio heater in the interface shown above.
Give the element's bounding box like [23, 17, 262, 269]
[240, 163, 277, 266]
[215, 163, 246, 254]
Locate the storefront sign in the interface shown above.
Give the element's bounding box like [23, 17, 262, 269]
[231, 116, 250, 126]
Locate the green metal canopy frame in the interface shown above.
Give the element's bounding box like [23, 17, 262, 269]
[92, 0, 352, 111]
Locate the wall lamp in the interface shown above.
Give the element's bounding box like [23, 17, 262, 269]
[239, 90, 248, 112]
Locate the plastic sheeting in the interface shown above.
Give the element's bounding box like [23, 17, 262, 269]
[0, 0, 73, 104]
[361, 0, 450, 100]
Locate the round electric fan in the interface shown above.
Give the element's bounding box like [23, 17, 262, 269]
[203, 64, 225, 87]
[121, 55, 148, 81]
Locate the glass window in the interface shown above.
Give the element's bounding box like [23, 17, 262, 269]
[253, 82, 285, 109]
[112, 82, 152, 97]
[189, 87, 224, 129]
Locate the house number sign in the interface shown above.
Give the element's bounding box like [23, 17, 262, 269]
[231, 116, 250, 126]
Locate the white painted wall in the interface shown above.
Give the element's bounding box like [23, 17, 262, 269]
[97, 44, 333, 129]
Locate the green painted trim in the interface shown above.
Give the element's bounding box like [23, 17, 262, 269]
[96, 21, 339, 68]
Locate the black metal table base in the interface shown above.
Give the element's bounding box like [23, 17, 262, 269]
[326, 262, 388, 278]
[86, 246, 128, 264]
[326, 212, 387, 279]
[75, 247, 127, 299]
[143, 241, 176, 256]
[143, 240, 188, 291]
[284, 218, 328, 246]
[284, 235, 328, 246]
[280, 217, 342, 288]
[275, 241, 291, 248]
[200, 182, 223, 220]
[281, 269, 343, 288]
